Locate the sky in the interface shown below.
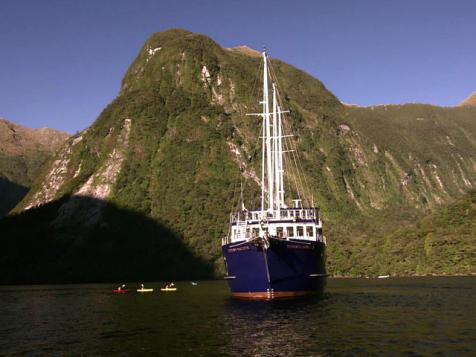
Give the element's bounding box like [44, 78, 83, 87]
[0, 0, 475, 133]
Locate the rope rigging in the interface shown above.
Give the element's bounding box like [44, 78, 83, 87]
[229, 50, 317, 215]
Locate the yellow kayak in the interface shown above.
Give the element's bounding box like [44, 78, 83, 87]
[137, 288, 154, 293]
[160, 287, 177, 292]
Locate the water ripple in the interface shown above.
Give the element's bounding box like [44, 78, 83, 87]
[0, 277, 475, 355]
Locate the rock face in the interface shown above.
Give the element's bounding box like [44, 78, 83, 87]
[6, 29, 476, 281]
[0, 118, 68, 216]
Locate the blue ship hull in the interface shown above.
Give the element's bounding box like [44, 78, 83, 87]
[222, 238, 326, 299]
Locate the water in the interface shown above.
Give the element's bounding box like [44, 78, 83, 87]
[1, 277, 475, 356]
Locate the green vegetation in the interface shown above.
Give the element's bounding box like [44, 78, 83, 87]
[374, 189, 476, 276]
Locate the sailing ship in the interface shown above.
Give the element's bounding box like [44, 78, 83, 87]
[222, 50, 327, 300]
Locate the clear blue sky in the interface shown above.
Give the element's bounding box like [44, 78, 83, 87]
[1, 0, 475, 133]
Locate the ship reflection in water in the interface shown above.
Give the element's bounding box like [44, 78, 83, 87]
[223, 297, 328, 356]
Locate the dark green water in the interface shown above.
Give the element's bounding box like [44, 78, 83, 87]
[1, 277, 475, 356]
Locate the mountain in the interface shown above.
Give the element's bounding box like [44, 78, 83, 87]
[2, 29, 475, 283]
[458, 91, 476, 107]
[0, 118, 69, 217]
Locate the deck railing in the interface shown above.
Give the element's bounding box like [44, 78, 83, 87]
[230, 208, 319, 224]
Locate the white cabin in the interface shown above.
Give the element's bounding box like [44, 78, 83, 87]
[223, 206, 324, 245]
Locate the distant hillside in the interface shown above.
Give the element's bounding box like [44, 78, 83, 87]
[2, 29, 475, 283]
[458, 91, 476, 106]
[0, 118, 68, 216]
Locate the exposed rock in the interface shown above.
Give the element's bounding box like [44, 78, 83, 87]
[147, 46, 161, 56]
[53, 119, 132, 226]
[201, 65, 211, 84]
[401, 171, 413, 186]
[446, 135, 455, 146]
[212, 86, 225, 106]
[145, 46, 161, 63]
[226, 141, 261, 187]
[343, 176, 362, 210]
[350, 144, 368, 167]
[25, 143, 74, 209]
[338, 124, 351, 135]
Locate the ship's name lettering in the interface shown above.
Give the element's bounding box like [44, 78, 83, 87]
[228, 246, 251, 253]
[287, 244, 312, 250]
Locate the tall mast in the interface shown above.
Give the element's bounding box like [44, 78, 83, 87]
[262, 50, 273, 213]
[260, 52, 266, 215]
[272, 83, 280, 214]
[278, 105, 285, 207]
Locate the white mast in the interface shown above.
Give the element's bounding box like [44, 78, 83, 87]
[278, 105, 285, 207]
[263, 50, 273, 213]
[254, 50, 287, 217]
[272, 83, 280, 214]
[240, 181, 245, 211]
[260, 52, 266, 216]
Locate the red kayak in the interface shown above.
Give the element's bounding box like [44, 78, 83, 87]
[113, 289, 129, 293]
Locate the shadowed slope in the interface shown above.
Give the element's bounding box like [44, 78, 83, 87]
[0, 195, 213, 284]
[0, 177, 29, 217]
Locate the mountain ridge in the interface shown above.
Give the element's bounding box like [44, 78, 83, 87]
[458, 91, 476, 107]
[0, 118, 69, 217]
[0, 118, 68, 158]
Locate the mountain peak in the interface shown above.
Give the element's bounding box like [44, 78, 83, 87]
[227, 45, 261, 57]
[144, 28, 219, 49]
[458, 91, 476, 106]
[0, 118, 69, 156]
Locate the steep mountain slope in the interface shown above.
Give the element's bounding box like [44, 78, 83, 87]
[3, 29, 476, 283]
[339, 104, 476, 209]
[0, 118, 68, 216]
[327, 104, 476, 275]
